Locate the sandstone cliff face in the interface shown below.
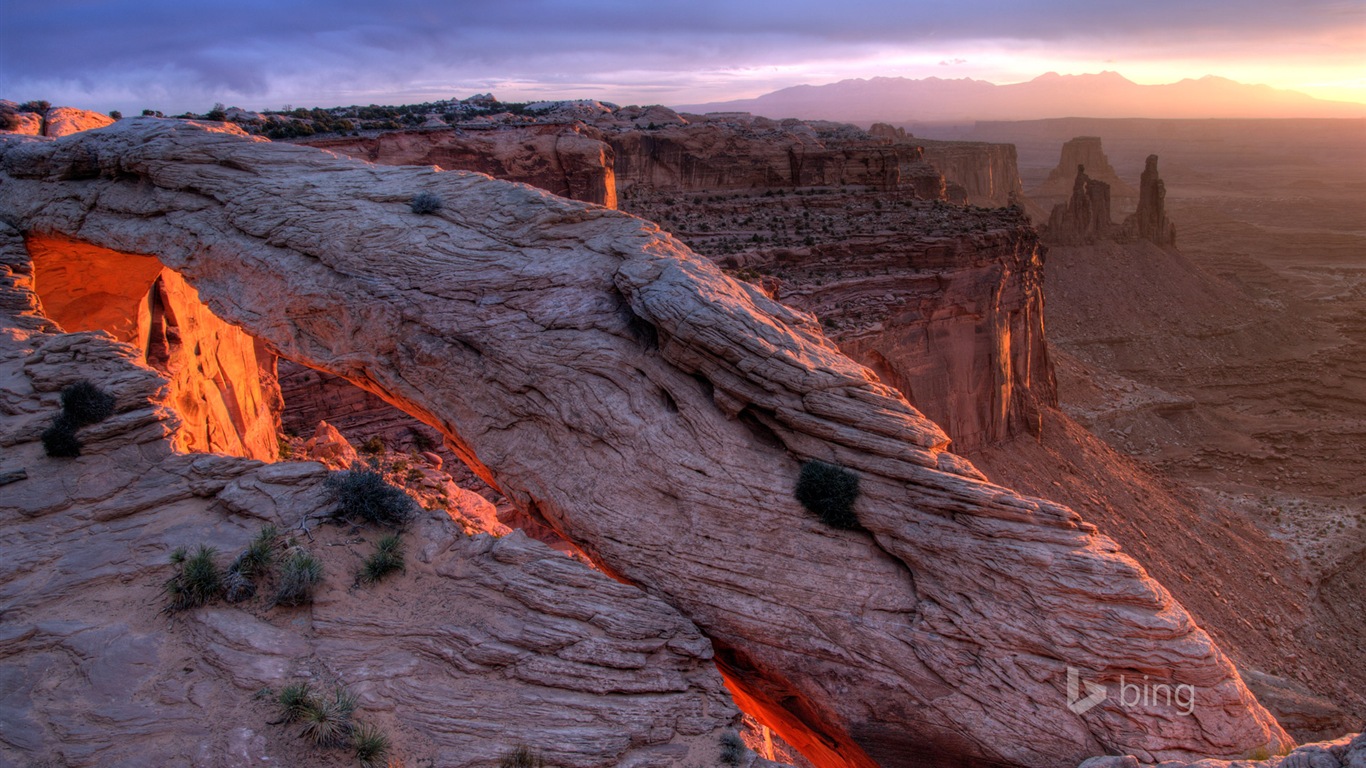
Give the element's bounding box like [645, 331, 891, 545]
[1121, 155, 1176, 246]
[608, 119, 943, 198]
[0, 119, 1292, 767]
[916, 138, 1026, 208]
[1044, 165, 1114, 245]
[621, 188, 1053, 452]
[25, 232, 280, 461]
[0, 219, 745, 768]
[303, 124, 618, 208]
[1032, 136, 1137, 211]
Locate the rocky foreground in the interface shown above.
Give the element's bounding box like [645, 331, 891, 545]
[0, 117, 1345, 766]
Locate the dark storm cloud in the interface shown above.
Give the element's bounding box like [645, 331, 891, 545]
[1, 0, 1358, 108]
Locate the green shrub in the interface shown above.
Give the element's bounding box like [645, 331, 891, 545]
[276, 682, 313, 723]
[720, 731, 745, 766]
[41, 415, 82, 457]
[225, 525, 279, 602]
[235, 525, 279, 578]
[222, 567, 256, 603]
[360, 436, 385, 454]
[298, 687, 354, 747]
[500, 745, 546, 768]
[794, 459, 862, 530]
[357, 534, 405, 585]
[327, 469, 417, 528]
[410, 192, 442, 215]
[275, 548, 323, 606]
[352, 722, 391, 767]
[164, 545, 223, 612]
[60, 380, 117, 426]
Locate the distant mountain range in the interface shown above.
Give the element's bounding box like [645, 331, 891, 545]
[674, 71, 1366, 123]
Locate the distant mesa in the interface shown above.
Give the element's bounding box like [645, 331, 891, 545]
[1031, 136, 1136, 208]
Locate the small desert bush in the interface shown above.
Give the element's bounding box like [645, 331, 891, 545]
[352, 722, 391, 767]
[500, 745, 546, 768]
[720, 731, 746, 766]
[357, 534, 405, 585]
[225, 525, 280, 602]
[275, 548, 323, 606]
[794, 459, 862, 530]
[41, 416, 82, 457]
[164, 545, 223, 612]
[327, 469, 417, 528]
[298, 687, 356, 748]
[409, 191, 443, 214]
[42, 381, 117, 458]
[60, 380, 117, 426]
[235, 525, 279, 578]
[276, 682, 314, 723]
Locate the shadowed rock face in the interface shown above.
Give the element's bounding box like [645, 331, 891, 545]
[1045, 165, 1114, 245]
[1122, 155, 1176, 246]
[0, 119, 1291, 767]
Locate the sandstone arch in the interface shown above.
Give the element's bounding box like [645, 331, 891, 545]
[0, 120, 1290, 767]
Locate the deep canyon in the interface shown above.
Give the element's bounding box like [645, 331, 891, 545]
[0, 102, 1361, 768]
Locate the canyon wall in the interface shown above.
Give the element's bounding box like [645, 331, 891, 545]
[0, 119, 1291, 767]
[301, 111, 1043, 453]
[1044, 165, 1114, 245]
[915, 138, 1025, 207]
[1031, 136, 1136, 212]
[304, 124, 617, 207]
[608, 121, 945, 198]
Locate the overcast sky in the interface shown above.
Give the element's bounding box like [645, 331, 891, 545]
[2, 0, 1362, 114]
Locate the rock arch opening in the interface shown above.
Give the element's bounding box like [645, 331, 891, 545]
[27, 233, 283, 461]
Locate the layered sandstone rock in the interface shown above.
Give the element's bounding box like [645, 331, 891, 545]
[621, 188, 1053, 452]
[0, 102, 114, 137]
[0, 120, 1292, 766]
[916, 138, 1026, 208]
[1122, 155, 1176, 246]
[608, 117, 945, 198]
[1045, 165, 1114, 245]
[0, 220, 745, 768]
[43, 106, 116, 137]
[303, 124, 618, 208]
[1032, 136, 1136, 211]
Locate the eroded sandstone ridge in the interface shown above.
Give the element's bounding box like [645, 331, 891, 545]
[0, 119, 1291, 766]
[0, 221, 742, 767]
[305, 123, 618, 208]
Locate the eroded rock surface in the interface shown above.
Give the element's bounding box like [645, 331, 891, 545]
[305, 123, 618, 208]
[1045, 164, 1114, 245]
[0, 220, 743, 768]
[0, 120, 1292, 766]
[1032, 136, 1137, 210]
[1122, 155, 1176, 246]
[26, 233, 281, 461]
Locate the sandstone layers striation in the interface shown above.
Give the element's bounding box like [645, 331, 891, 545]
[0, 221, 742, 767]
[301, 108, 1046, 453]
[305, 123, 618, 208]
[0, 119, 1292, 766]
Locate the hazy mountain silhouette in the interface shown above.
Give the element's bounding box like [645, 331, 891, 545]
[675, 71, 1366, 122]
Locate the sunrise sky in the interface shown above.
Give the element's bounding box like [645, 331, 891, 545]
[2, 0, 1362, 114]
